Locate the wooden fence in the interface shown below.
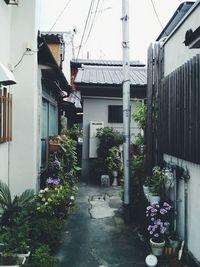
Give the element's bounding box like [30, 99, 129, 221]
[160, 54, 200, 164]
[146, 43, 200, 173]
[0, 87, 12, 143]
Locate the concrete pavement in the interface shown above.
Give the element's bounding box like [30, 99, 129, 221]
[57, 182, 147, 267]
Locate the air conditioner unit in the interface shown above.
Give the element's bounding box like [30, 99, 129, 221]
[89, 121, 104, 158]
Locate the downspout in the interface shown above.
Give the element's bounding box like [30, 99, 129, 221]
[182, 167, 190, 251]
[168, 162, 178, 231]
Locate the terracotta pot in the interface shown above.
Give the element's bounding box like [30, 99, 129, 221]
[49, 143, 61, 153]
[150, 238, 165, 256]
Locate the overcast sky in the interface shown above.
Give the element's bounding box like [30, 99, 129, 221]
[39, 0, 190, 64]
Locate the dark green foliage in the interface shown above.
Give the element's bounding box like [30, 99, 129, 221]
[0, 181, 34, 227]
[25, 245, 58, 267]
[0, 252, 18, 265]
[96, 127, 123, 159]
[130, 99, 147, 224]
[0, 212, 31, 253]
[92, 127, 123, 183]
[0, 181, 34, 253]
[132, 100, 147, 130]
[29, 216, 64, 253]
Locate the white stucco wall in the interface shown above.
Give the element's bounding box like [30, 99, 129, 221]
[163, 3, 200, 76]
[81, 96, 141, 179]
[0, 0, 13, 186]
[164, 154, 200, 262]
[0, 0, 41, 195]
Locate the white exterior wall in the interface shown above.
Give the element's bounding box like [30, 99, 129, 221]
[162, 3, 200, 262]
[81, 97, 141, 179]
[164, 4, 200, 76]
[62, 32, 73, 82]
[0, 1, 12, 187]
[164, 155, 200, 261]
[0, 0, 41, 195]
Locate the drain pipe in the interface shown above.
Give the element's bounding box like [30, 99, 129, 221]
[182, 167, 190, 251]
[168, 162, 178, 231]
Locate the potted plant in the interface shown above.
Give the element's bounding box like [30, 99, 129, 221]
[105, 146, 122, 186]
[0, 180, 34, 259]
[168, 230, 180, 249]
[48, 137, 61, 154]
[0, 252, 26, 266]
[143, 176, 150, 200]
[146, 201, 172, 256]
[149, 166, 165, 204]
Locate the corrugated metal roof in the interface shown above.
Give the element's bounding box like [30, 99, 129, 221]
[75, 65, 147, 85]
[71, 59, 145, 67]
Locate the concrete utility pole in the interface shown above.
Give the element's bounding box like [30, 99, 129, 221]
[122, 0, 131, 221]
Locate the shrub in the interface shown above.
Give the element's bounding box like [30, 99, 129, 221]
[25, 245, 58, 267]
[29, 216, 65, 253]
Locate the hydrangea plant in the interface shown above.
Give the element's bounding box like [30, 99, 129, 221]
[146, 201, 172, 242]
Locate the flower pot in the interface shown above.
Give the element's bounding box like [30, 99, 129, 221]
[150, 238, 165, 256]
[0, 255, 26, 266]
[149, 195, 160, 205]
[49, 143, 61, 153]
[143, 185, 149, 200]
[112, 171, 118, 186]
[169, 237, 179, 249]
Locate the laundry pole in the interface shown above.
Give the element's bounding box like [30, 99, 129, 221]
[122, 0, 131, 219]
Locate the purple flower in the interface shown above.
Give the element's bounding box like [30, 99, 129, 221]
[160, 208, 167, 215]
[146, 201, 172, 239]
[46, 177, 60, 185]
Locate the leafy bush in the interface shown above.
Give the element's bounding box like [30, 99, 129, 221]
[35, 182, 77, 219]
[29, 216, 64, 253]
[132, 100, 147, 130]
[25, 245, 58, 267]
[96, 127, 123, 159]
[92, 127, 123, 183]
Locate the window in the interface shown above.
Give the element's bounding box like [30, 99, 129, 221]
[0, 87, 12, 143]
[108, 105, 123, 123]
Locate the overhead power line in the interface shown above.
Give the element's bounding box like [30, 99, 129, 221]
[76, 0, 95, 60]
[84, 0, 101, 45]
[150, 0, 164, 30]
[48, 0, 72, 33]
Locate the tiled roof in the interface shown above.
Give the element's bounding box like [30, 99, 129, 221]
[71, 59, 145, 67]
[74, 65, 147, 85]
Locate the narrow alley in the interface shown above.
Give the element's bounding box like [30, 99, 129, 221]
[57, 182, 147, 267]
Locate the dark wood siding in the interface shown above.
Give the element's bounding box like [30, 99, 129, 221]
[159, 54, 200, 164]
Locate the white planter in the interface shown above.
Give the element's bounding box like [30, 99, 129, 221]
[143, 185, 149, 200]
[16, 251, 31, 258]
[149, 195, 160, 205]
[150, 238, 165, 256]
[0, 255, 26, 266]
[112, 171, 118, 186]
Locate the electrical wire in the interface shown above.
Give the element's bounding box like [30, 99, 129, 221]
[83, 0, 101, 45]
[48, 0, 72, 33]
[150, 0, 164, 30]
[13, 50, 27, 70]
[76, 0, 95, 60]
[84, 0, 96, 39]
